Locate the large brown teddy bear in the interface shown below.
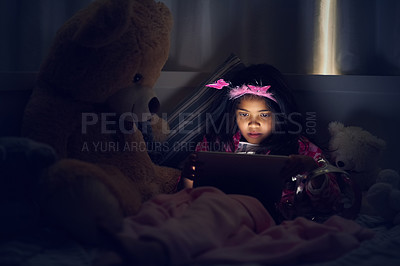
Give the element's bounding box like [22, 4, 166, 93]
[22, 0, 180, 224]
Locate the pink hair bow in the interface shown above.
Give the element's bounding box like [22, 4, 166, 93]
[205, 79, 230, 89]
[206, 79, 277, 103]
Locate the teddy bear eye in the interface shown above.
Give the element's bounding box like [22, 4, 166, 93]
[133, 74, 143, 83]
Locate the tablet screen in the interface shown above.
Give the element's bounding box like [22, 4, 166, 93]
[193, 151, 288, 206]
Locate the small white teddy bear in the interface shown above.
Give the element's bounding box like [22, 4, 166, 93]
[328, 121, 386, 191]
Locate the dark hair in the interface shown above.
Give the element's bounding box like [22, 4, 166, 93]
[205, 64, 305, 155]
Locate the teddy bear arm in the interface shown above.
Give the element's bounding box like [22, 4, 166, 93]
[153, 164, 181, 194]
[22, 94, 82, 157]
[96, 164, 143, 216]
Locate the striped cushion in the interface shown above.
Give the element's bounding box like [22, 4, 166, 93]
[158, 54, 244, 168]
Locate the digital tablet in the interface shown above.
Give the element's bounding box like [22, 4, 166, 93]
[193, 151, 289, 209]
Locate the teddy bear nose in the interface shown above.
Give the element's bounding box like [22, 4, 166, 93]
[336, 161, 345, 168]
[148, 97, 160, 114]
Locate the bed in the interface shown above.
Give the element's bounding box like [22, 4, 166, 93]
[1, 54, 400, 265]
[1, 197, 399, 265]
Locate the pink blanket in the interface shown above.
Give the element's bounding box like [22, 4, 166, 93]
[121, 187, 373, 265]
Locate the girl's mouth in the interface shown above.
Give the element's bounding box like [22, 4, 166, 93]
[247, 132, 262, 138]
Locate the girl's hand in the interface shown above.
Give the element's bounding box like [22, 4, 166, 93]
[181, 153, 198, 180]
[280, 154, 319, 181]
[180, 153, 204, 189]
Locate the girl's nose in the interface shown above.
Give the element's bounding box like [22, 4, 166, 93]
[248, 118, 260, 126]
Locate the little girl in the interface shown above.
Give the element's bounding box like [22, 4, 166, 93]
[181, 64, 360, 223]
[93, 65, 367, 266]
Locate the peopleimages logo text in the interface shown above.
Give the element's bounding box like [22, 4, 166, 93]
[81, 111, 318, 135]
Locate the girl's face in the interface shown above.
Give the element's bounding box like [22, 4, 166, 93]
[235, 97, 273, 144]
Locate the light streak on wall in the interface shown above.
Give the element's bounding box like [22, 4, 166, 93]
[314, 0, 340, 75]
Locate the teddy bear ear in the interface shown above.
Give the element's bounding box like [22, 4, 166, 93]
[328, 121, 344, 136]
[73, 0, 132, 48]
[367, 136, 387, 151]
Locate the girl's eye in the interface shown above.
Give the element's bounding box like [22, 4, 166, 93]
[260, 113, 271, 118]
[133, 74, 143, 83]
[239, 113, 249, 117]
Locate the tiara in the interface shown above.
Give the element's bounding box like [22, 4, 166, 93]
[206, 79, 277, 103]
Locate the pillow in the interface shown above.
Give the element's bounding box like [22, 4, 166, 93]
[155, 54, 244, 168]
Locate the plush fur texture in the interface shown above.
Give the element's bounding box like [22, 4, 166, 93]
[21, 0, 180, 223]
[366, 169, 400, 224]
[328, 121, 386, 191]
[39, 159, 126, 244]
[327, 122, 400, 220]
